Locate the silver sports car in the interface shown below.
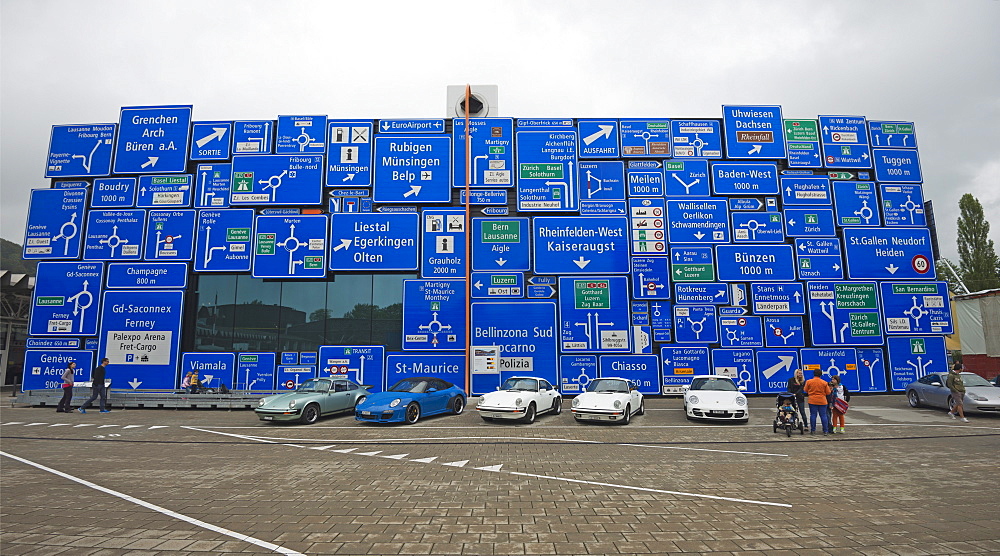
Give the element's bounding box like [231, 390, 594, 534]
[906, 372, 1000, 414]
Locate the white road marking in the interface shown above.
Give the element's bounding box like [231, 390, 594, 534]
[0, 450, 305, 556]
[442, 460, 469, 467]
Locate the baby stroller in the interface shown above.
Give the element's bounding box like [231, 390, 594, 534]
[772, 392, 805, 437]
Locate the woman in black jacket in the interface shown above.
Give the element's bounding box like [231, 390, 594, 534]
[786, 368, 808, 428]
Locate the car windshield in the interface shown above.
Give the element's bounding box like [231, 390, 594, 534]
[962, 373, 993, 387]
[388, 379, 429, 393]
[296, 379, 329, 393]
[586, 379, 629, 393]
[691, 377, 738, 391]
[501, 378, 538, 392]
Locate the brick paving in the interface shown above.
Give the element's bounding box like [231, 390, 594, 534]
[1, 395, 998, 555]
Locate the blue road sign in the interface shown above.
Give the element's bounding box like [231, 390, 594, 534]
[107, 262, 187, 289]
[627, 168, 664, 196]
[327, 120, 373, 187]
[722, 105, 785, 159]
[670, 246, 715, 283]
[558, 277, 631, 352]
[30, 262, 103, 336]
[252, 214, 327, 278]
[136, 175, 193, 208]
[729, 198, 765, 211]
[231, 154, 324, 205]
[783, 207, 836, 237]
[560, 354, 597, 394]
[472, 218, 530, 271]
[516, 130, 579, 211]
[763, 316, 806, 348]
[666, 199, 730, 243]
[856, 347, 888, 392]
[532, 216, 629, 274]
[386, 353, 466, 392]
[832, 181, 880, 226]
[795, 238, 844, 280]
[471, 272, 523, 298]
[453, 118, 515, 187]
[193, 163, 232, 208]
[756, 350, 800, 394]
[578, 161, 625, 201]
[880, 184, 926, 226]
[674, 305, 718, 344]
[577, 120, 619, 158]
[460, 190, 507, 204]
[719, 315, 764, 348]
[517, 118, 574, 129]
[233, 120, 272, 154]
[403, 280, 465, 351]
[527, 285, 556, 299]
[671, 119, 722, 158]
[282, 353, 299, 365]
[276, 115, 326, 154]
[379, 119, 445, 133]
[674, 283, 729, 305]
[716, 245, 796, 282]
[887, 336, 945, 391]
[141, 210, 194, 261]
[373, 135, 452, 203]
[664, 160, 710, 197]
[750, 282, 805, 314]
[711, 348, 756, 393]
[620, 119, 671, 157]
[300, 352, 317, 365]
[632, 325, 652, 354]
[661, 347, 710, 392]
[843, 227, 935, 280]
[780, 176, 831, 205]
[22, 350, 93, 391]
[276, 366, 316, 390]
[329, 212, 418, 271]
[421, 209, 466, 278]
[579, 201, 627, 215]
[880, 282, 953, 335]
[91, 178, 137, 208]
[872, 148, 922, 183]
[318, 345, 385, 392]
[237, 352, 276, 390]
[189, 121, 232, 160]
[711, 163, 779, 195]
[180, 353, 235, 390]
[83, 209, 145, 260]
[731, 212, 784, 243]
[648, 299, 673, 329]
[598, 355, 660, 395]
[801, 347, 859, 390]
[23, 188, 88, 259]
[25, 338, 80, 349]
[631, 257, 670, 300]
[114, 105, 192, 174]
[806, 281, 883, 346]
[629, 198, 667, 254]
[481, 207, 509, 216]
[819, 115, 872, 168]
[46, 123, 115, 178]
[98, 289, 184, 389]
[869, 121, 917, 149]
[471, 302, 557, 393]
[194, 209, 254, 272]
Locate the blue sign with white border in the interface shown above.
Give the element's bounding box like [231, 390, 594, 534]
[180, 353, 236, 390]
[671, 119, 722, 158]
[136, 175, 193, 208]
[664, 160, 710, 197]
[661, 347, 710, 393]
[453, 118, 515, 186]
[873, 148, 922, 183]
[421, 209, 466, 278]
[30, 262, 103, 336]
[318, 345, 385, 392]
[558, 276, 631, 352]
[91, 178, 137, 208]
[194, 209, 254, 272]
[763, 316, 805, 348]
[879, 184, 926, 226]
[674, 305, 718, 344]
[233, 120, 272, 154]
[237, 352, 276, 390]
[329, 212, 418, 271]
[144, 210, 196, 261]
[856, 347, 888, 392]
[379, 119, 446, 133]
[711, 163, 779, 195]
[23, 188, 88, 259]
[880, 282, 953, 335]
[631, 257, 670, 300]
[83, 209, 145, 260]
[373, 135, 452, 203]
[98, 289, 184, 390]
[722, 105, 785, 159]
[756, 349, 800, 394]
[46, 123, 115, 178]
[471, 272, 523, 298]
[472, 217, 530, 271]
[674, 283, 728, 305]
[114, 105, 192, 174]
[516, 130, 579, 211]
[719, 315, 764, 348]
[403, 280, 465, 351]
[750, 282, 805, 314]
[620, 119, 671, 157]
[629, 198, 667, 254]
[716, 244, 796, 282]
[193, 163, 232, 208]
[627, 168, 664, 196]
[731, 212, 785, 243]
[577, 120, 620, 158]
[107, 262, 187, 289]
[252, 214, 327, 279]
[711, 348, 756, 393]
[189, 121, 232, 160]
[598, 355, 660, 395]
[276, 115, 326, 154]
[532, 216, 629, 274]
[666, 199, 730, 243]
[819, 115, 872, 168]
[783, 207, 836, 237]
[795, 238, 844, 280]
[832, 181, 880, 226]
[560, 354, 597, 394]
[887, 336, 946, 391]
[869, 121, 917, 149]
[806, 281, 883, 346]
[801, 347, 859, 391]
[22, 350, 93, 391]
[780, 176, 831, 205]
[471, 301, 557, 394]
[842, 227, 935, 280]
[231, 154, 324, 205]
[327, 120, 373, 187]
[276, 366, 316, 390]
[578, 162, 626, 204]
[386, 353, 466, 392]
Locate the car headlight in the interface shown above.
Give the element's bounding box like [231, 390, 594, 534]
[515, 398, 523, 407]
[968, 393, 987, 401]
[389, 398, 401, 407]
[572, 398, 579, 407]
[735, 396, 747, 406]
[613, 400, 621, 409]
[258, 398, 266, 407]
[688, 395, 699, 405]
[288, 400, 297, 409]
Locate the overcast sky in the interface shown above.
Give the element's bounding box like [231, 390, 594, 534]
[2, 0, 997, 263]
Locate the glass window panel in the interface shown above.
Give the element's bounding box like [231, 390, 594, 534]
[372, 274, 413, 351]
[232, 276, 282, 353]
[193, 275, 237, 352]
[279, 281, 329, 352]
[324, 275, 374, 346]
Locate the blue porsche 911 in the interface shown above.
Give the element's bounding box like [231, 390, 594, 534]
[355, 376, 466, 424]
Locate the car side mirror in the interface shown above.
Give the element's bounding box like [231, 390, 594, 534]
[738, 386, 747, 392]
[427, 387, 438, 393]
[361, 385, 373, 390]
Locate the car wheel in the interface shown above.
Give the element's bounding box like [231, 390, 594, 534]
[907, 390, 921, 408]
[551, 397, 562, 415]
[451, 396, 465, 415]
[522, 403, 536, 424]
[637, 399, 645, 416]
[354, 396, 367, 408]
[404, 402, 421, 424]
[948, 396, 959, 412]
[621, 404, 631, 425]
[299, 404, 320, 425]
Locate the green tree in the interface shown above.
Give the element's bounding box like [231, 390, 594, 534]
[309, 308, 332, 322]
[956, 194, 1000, 292]
[935, 258, 966, 294]
[0, 238, 39, 275]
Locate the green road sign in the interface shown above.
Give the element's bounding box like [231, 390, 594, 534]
[672, 263, 714, 282]
[480, 220, 520, 242]
[783, 119, 819, 142]
[574, 279, 610, 309]
[256, 233, 275, 255]
[835, 283, 877, 309]
[519, 163, 562, 179]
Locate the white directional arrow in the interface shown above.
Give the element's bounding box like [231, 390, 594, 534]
[793, 291, 801, 303]
[495, 257, 507, 266]
[333, 238, 352, 251]
[474, 281, 483, 290]
[380, 122, 391, 131]
[442, 460, 469, 467]
[762, 355, 795, 379]
[195, 127, 228, 148]
[788, 219, 796, 226]
[140, 157, 158, 169]
[344, 173, 356, 181]
[128, 378, 143, 389]
[693, 232, 705, 240]
[748, 145, 763, 155]
[403, 184, 421, 198]
[475, 464, 504, 472]
[885, 264, 899, 274]
[573, 256, 590, 269]
[714, 290, 726, 298]
[833, 263, 841, 271]
[410, 456, 438, 463]
[582, 124, 615, 145]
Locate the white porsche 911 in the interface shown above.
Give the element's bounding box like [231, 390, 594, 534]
[682, 375, 749, 423]
[571, 377, 644, 424]
[476, 376, 562, 423]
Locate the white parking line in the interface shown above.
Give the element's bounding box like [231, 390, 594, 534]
[0, 450, 305, 556]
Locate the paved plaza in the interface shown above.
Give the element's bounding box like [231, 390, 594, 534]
[2, 394, 998, 555]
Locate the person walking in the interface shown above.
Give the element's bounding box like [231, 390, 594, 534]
[829, 374, 851, 433]
[78, 358, 110, 414]
[946, 362, 969, 423]
[56, 361, 76, 413]
[786, 368, 809, 429]
[804, 369, 832, 436]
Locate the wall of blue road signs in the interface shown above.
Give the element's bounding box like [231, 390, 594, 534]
[23, 105, 947, 395]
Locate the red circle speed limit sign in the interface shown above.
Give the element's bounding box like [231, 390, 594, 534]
[284, 380, 295, 389]
[912, 254, 930, 274]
